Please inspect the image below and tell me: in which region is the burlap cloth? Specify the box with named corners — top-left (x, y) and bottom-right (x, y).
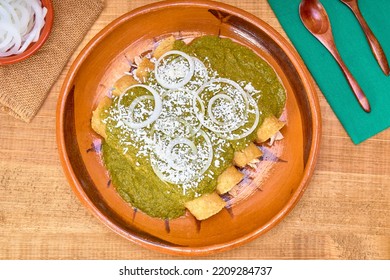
top-left (0, 0), bottom-right (105, 122)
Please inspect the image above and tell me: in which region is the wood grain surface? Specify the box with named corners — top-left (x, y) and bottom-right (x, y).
top-left (1, 0), bottom-right (389, 260)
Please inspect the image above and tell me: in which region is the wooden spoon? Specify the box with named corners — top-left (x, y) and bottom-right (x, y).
top-left (340, 0), bottom-right (390, 76)
top-left (299, 0), bottom-right (371, 113)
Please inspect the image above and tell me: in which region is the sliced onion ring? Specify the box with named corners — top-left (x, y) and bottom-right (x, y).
top-left (118, 84), bottom-right (162, 129)
top-left (155, 50), bottom-right (195, 89)
top-left (193, 78), bottom-right (249, 134)
top-left (150, 129), bottom-right (213, 185)
top-left (207, 93), bottom-right (235, 126)
top-left (218, 93), bottom-right (260, 140)
top-left (166, 137), bottom-right (198, 171)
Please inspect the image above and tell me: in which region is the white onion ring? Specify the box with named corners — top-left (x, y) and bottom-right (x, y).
top-left (218, 93), bottom-right (260, 140)
top-left (118, 84), bottom-right (162, 129)
top-left (150, 129), bottom-right (213, 185)
top-left (193, 78), bottom-right (249, 134)
top-left (207, 93), bottom-right (235, 126)
top-left (166, 137), bottom-right (198, 171)
top-left (155, 50), bottom-right (195, 89)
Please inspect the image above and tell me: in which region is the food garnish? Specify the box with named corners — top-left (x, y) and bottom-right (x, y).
top-left (92, 35), bottom-right (286, 220)
top-left (0, 0), bottom-right (47, 57)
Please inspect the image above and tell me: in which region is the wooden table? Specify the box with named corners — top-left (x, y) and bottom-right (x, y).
top-left (1, 0), bottom-right (389, 260)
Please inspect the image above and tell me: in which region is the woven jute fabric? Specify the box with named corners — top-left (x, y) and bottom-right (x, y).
top-left (0, 0), bottom-right (105, 122)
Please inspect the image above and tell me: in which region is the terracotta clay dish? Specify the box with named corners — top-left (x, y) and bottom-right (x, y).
top-left (56, 0), bottom-right (321, 256)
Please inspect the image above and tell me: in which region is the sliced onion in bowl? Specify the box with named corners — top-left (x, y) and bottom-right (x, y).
top-left (0, 0), bottom-right (47, 57)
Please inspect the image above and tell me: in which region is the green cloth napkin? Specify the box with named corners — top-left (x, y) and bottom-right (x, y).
top-left (268, 0), bottom-right (390, 144)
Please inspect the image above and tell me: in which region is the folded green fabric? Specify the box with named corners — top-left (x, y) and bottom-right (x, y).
top-left (268, 0), bottom-right (390, 144)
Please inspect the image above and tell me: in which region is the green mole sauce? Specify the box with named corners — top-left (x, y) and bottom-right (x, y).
top-left (101, 36), bottom-right (286, 219)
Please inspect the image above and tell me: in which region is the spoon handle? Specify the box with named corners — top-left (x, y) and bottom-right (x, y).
top-left (325, 40), bottom-right (371, 112)
top-left (343, 1), bottom-right (390, 75)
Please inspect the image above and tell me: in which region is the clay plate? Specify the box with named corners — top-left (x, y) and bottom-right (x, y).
top-left (56, 0), bottom-right (321, 256)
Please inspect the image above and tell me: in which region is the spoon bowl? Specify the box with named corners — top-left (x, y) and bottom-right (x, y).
top-left (299, 0), bottom-right (330, 35)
